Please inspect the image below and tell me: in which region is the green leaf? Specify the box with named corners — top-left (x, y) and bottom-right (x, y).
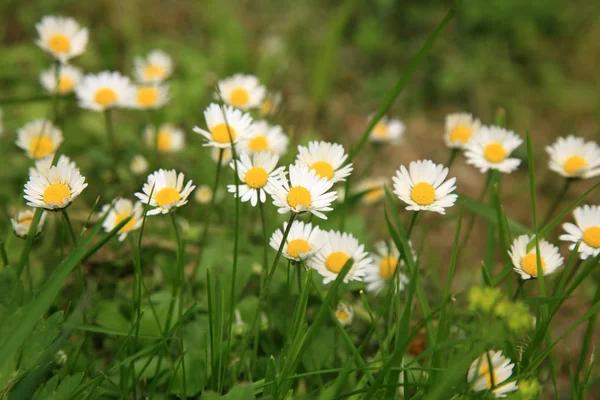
top-left (32, 373), bottom-right (84, 400)
top-left (222, 383), bottom-right (255, 400)
top-left (20, 311), bottom-right (63, 370)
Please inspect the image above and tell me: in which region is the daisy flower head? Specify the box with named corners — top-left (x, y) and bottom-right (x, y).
top-left (467, 350), bottom-right (518, 398)
top-left (24, 160), bottom-right (87, 210)
top-left (465, 126), bottom-right (523, 174)
top-left (16, 119), bottom-right (63, 160)
top-left (193, 103), bottom-right (255, 148)
top-left (75, 71), bottom-right (134, 111)
top-left (11, 208), bottom-right (48, 238)
top-left (545, 135), bottom-right (600, 179)
top-left (35, 16), bottom-right (88, 63)
top-left (217, 73), bottom-right (266, 110)
top-left (335, 303), bottom-right (354, 326)
top-left (444, 112), bottom-right (481, 149)
top-left (144, 123), bottom-right (184, 153)
top-left (354, 177), bottom-right (389, 205)
top-left (295, 141), bottom-right (353, 183)
top-left (269, 220), bottom-right (323, 262)
top-left (308, 230), bottom-right (371, 284)
top-left (40, 64), bottom-right (83, 95)
top-left (392, 160), bottom-right (457, 214)
top-left (560, 205), bottom-right (600, 260)
top-left (259, 91), bottom-right (282, 118)
top-left (130, 154), bottom-right (149, 176)
top-left (194, 185), bottom-right (213, 204)
top-left (368, 114), bottom-right (405, 144)
top-left (227, 151), bottom-right (283, 207)
top-left (99, 198), bottom-right (144, 241)
top-left (212, 147), bottom-right (233, 166)
top-left (364, 240), bottom-right (410, 294)
top-left (509, 235), bottom-right (564, 280)
top-left (237, 120), bottom-right (289, 156)
top-left (134, 49), bottom-right (173, 84)
top-left (135, 169), bottom-right (195, 215)
top-left (267, 165), bottom-right (337, 219)
top-left (129, 83), bottom-right (170, 110)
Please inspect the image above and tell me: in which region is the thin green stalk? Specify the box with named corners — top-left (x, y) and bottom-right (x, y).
top-left (458, 171), bottom-right (494, 251)
top-left (52, 61), bottom-right (61, 122)
top-left (104, 109), bottom-right (118, 162)
top-left (541, 179), bottom-right (571, 226)
top-left (406, 212), bottom-right (419, 238)
top-left (259, 201), bottom-right (269, 273)
top-left (62, 209), bottom-right (85, 302)
top-left (445, 148), bottom-right (458, 169)
top-left (576, 280), bottom-right (600, 382)
top-left (0, 240), bottom-right (8, 267)
top-left (170, 212), bottom-right (187, 398)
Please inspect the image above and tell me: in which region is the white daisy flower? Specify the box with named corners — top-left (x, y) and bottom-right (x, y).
top-left (269, 220), bottom-right (323, 262)
top-left (267, 165), bottom-right (337, 219)
top-left (508, 235), bottom-right (564, 280)
top-left (128, 84), bottom-right (170, 110)
top-left (99, 198), bottom-right (144, 241)
top-left (75, 71), bottom-right (134, 111)
top-left (39, 64), bottom-right (83, 95)
top-left (35, 16), bottom-right (88, 63)
top-left (368, 114), bottom-right (405, 144)
top-left (130, 154), bottom-right (149, 176)
top-left (444, 112), bottom-right (481, 149)
top-left (467, 350), bottom-right (518, 398)
top-left (364, 241), bottom-right (410, 294)
top-left (464, 126), bottom-right (523, 174)
top-left (236, 120), bottom-right (289, 156)
top-left (193, 103), bottom-right (255, 148)
top-left (212, 147), bottom-right (233, 166)
top-left (259, 91), bottom-right (282, 118)
top-left (135, 169), bottom-right (195, 215)
top-left (144, 123), bottom-right (184, 153)
top-left (194, 185), bottom-right (213, 204)
top-left (24, 161), bottom-right (88, 210)
top-left (11, 208), bottom-right (48, 238)
top-left (295, 141), bottom-right (353, 183)
top-left (545, 135), bottom-right (600, 179)
top-left (217, 74), bottom-right (266, 110)
top-left (354, 177), bottom-right (389, 205)
top-left (16, 119), bottom-right (63, 160)
top-left (560, 205), bottom-right (600, 260)
top-left (335, 303), bottom-right (354, 326)
top-left (227, 151), bottom-right (283, 207)
top-left (392, 160), bottom-right (457, 215)
top-left (134, 49), bottom-right (173, 84)
top-left (308, 230), bottom-right (371, 284)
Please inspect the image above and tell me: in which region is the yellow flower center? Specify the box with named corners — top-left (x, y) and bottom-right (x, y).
top-left (583, 226), bottom-right (600, 248)
top-left (249, 135), bottom-right (269, 151)
top-left (58, 76), bottom-right (75, 94)
top-left (373, 123), bottom-right (388, 138)
top-left (115, 212), bottom-right (136, 233)
top-left (379, 256), bottom-right (398, 281)
top-left (479, 363), bottom-right (499, 389)
top-left (483, 143), bottom-right (507, 163)
top-left (230, 87), bottom-right (250, 107)
top-left (29, 135), bottom-right (55, 159)
top-left (145, 65), bottom-right (166, 79)
top-left (157, 131), bottom-right (172, 152)
top-left (95, 88), bottom-right (118, 107)
top-left (155, 187), bottom-right (180, 207)
top-left (326, 251), bottom-right (350, 273)
top-left (336, 309), bottom-right (350, 322)
top-left (19, 216), bottom-right (33, 225)
top-left (137, 87), bottom-right (159, 107)
top-left (287, 186), bottom-right (312, 209)
top-left (563, 156), bottom-right (588, 176)
top-left (211, 123), bottom-right (237, 144)
top-left (48, 33), bottom-right (71, 53)
top-left (287, 239), bottom-right (311, 258)
top-left (449, 125), bottom-right (472, 144)
top-left (410, 182), bottom-right (436, 205)
top-left (245, 167), bottom-right (269, 189)
top-left (260, 99), bottom-right (272, 116)
top-left (364, 188), bottom-right (384, 203)
top-left (43, 183), bottom-right (70, 206)
top-left (520, 252), bottom-right (546, 277)
top-left (310, 161), bottom-right (335, 180)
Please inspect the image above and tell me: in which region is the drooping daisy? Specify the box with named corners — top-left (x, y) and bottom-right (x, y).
top-left (130, 154), bottom-right (149, 176)
top-left (368, 114), bottom-right (405, 144)
top-left (99, 198), bottom-right (144, 241)
top-left (217, 74), bottom-right (266, 110)
top-left (508, 235), bottom-right (564, 280)
top-left (135, 169), bottom-right (195, 215)
top-left (128, 84), bottom-right (170, 110)
top-left (335, 303), bottom-right (354, 326)
top-left (194, 185), bottom-right (213, 204)
top-left (354, 177), bottom-right (389, 205)
top-left (144, 123), bottom-right (184, 153)
top-left (35, 16), bottom-right (88, 63)
top-left (75, 71), bottom-right (134, 111)
top-left (16, 119), bottom-right (63, 160)
top-left (236, 120), bottom-right (289, 156)
top-left (308, 230), bottom-right (371, 284)
top-left (559, 205), bottom-right (600, 260)
top-left (545, 135), bottom-right (600, 179)
top-left (364, 241), bottom-right (410, 294)
top-left (134, 49), bottom-right (173, 84)
top-left (444, 112), bottom-right (481, 149)
top-left (269, 220), bottom-right (323, 262)
top-left (259, 91), bottom-right (282, 118)
top-left (392, 160), bottom-right (457, 214)
top-left (295, 141), bottom-right (353, 183)
top-left (212, 147), bottom-right (232, 166)
top-left (39, 64), bottom-right (83, 95)
top-left (193, 103), bottom-right (255, 148)
top-left (467, 351), bottom-right (518, 398)
top-left (464, 126), bottom-right (523, 174)
top-left (267, 165), bottom-right (337, 219)
top-left (24, 161), bottom-right (88, 210)
top-left (227, 151), bottom-right (283, 207)
top-left (11, 208), bottom-right (48, 238)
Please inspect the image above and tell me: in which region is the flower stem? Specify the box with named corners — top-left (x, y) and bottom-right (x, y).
top-left (542, 179), bottom-right (571, 227)
top-left (52, 61), bottom-right (61, 123)
top-left (446, 148), bottom-right (458, 169)
top-left (259, 201), bottom-right (269, 272)
top-left (62, 209), bottom-right (86, 322)
top-left (104, 109), bottom-right (118, 162)
top-left (459, 171), bottom-right (494, 250)
top-left (407, 212), bottom-right (419, 238)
